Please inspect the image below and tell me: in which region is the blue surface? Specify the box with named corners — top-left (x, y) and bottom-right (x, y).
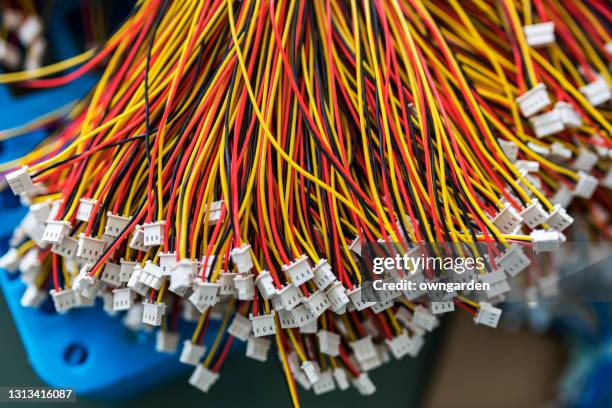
top-left (0, 1), bottom-right (199, 400)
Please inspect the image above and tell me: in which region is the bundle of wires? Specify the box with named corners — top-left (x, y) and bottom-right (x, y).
top-left (0, 0), bottom-right (610, 405)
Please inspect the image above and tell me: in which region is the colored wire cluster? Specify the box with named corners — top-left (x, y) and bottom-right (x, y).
top-left (0, 0), bottom-right (610, 405)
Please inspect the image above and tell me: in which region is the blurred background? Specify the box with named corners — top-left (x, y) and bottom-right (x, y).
top-left (0, 1), bottom-right (610, 407)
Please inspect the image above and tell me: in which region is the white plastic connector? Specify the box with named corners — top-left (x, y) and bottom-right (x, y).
top-left (21, 284), bottom-right (47, 308)
top-left (254, 270), bottom-right (277, 299)
top-left (350, 336), bottom-right (377, 365)
top-left (313, 370), bottom-right (336, 395)
top-left (312, 258), bottom-right (336, 290)
top-left (580, 75), bottom-right (611, 106)
top-left (498, 139), bottom-right (519, 162)
top-left (104, 212), bottom-right (130, 237)
top-left (333, 368), bottom-right (350, 390)
top-left (530, 110), bottom-right (564, 138)
top-left (29, 202), bottom-right (51, 223)
top-left (72, 265), bottom-right (97, 298)
top-left (189, 366), bottom-right (219, 394)
top-left (76, 198), bottom-right (97, 222)
top-left (76, 233), bottom-right (105, 263)
top-left (573, 171), bottom-right (598, 199)
top-left (51, 236), bottom-right (78, 260)
top-left (480, 269), bottom-right (510, 298)
top-left (159, 252), bottom-right (176, 275)
top-left (347, 286), bottom-right (375, 311)
top-left (204, 200), bottom-right (224, 225)
top-left (278, 309), bottom-right (298, 328)
top-left (413, 305), bottom-right (438, 331)
top-left (180, 340), bottom-right (206, 366)
top-left (276, 284), bottom-right (301, 311)
top-left (0, 248), bottom-right (20, 272)
top-left (349, 236), bottom-right (361, 255)
top-left (550, 141), bottom-right (573, 161)
top-left (119, 259), bottom-right (136, 283)
top-left (474, 302), bottom-right (502, 328)
top-left (169, 259), bottom-right (197, 295)
top-left (351, 373), bottom-right (376, 396)
top-left (523, 22), bottom-right (555, 47)
top-left (554, 102), bottom-right (582, 128)
top-left (515, 160), bottom-right (540, 173)
top-left (218, 272), bottom-right (238, 295)
top-left (317, 330), bottom-right (341, 356)
top-left (495, 244), bottom-right (531, 277)
top-left (112, 287), bottom-right (133, 311)
top-left (291, 305), bottom-right (317, 328)
top-left (17, 15), bottom-right (43, 45)
top-left (572, 148), bottom-right (598, 172)
top-left (155, 331), bottom-right (179, 353)
top-left (42, 220), bottom-right (71, 244)
top-left (530, 229), bottom-right (566, 252)
top-left (189, 279), bottom-right (220, 312)
top-left (230, 243), bottom-right (253, 273)
top-left (603, 170), bottom-right (612, 190)
top-left (128, 225), bottom-right (147, 252)
top-left (545, 204), bottom-right (574, 231)
top-left (127, 266), bottom-right (149, 296)
top-left (282, 255), bottom-right (314, 286)
top-left (142, 302), bottom-right (166, 326)
top-left (100, 262), bottom-right (121, 286)
top-left (515, 83), bottom-right (550, 117)
top-left (302, 290), bottom-right (330, 317)
top-left (370, 300), bottom-right (394, 314)
top-left (233, 274), bottom-right (255, 300)
top-left (249, 311), bottom-right (276, 337)
top-left (227, 313), bottom-right (252, 341)
top-left (325, 281), bottom-right (350, 313)
top-left (300, 320), bottom-right (318, 334)
top-left (301, 361), bottom-right (321, 384)
top-left (385, 331), bottom-right (413, 359)
top-left (139, 260), bottom-right (163, 290)
top-left (492, 204), bottom-right (523, 234)
top-left (6, 166), bottom-right (34, 196)
top-left (519, 200), bottom-right (548, 229)
top-left (18, 249), bottom-right (40, 280)
top-left (142, 221), bottom-right (165, 247)
top-left (246, 336), bottom-right (271, 362)
top-left (49, 289), bottom-right (77, 313)
top-left (430, 301), bottom-right (455, 315)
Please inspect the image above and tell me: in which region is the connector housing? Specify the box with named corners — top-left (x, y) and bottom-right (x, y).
top-left (21, 284), bottom-right (47, 308)
top-left (76, 233), bottom-right (105, 263)
top-left (302, 290), bottom-right (330, 317)
top-left (351, 373), bottom-right (376, 396)
top-left (112, 287), bottom-right (133, 311)
top-left (554, 102), bottom-right (582, 128)
top-left (189, 366), bottom-right (219, 394)
top-left (385, 331), bottom-right (413, 359)
top-left (530, 110), bottom-right (564, 138)
top-left (312, 258), bottom-right (336, 290)
top-left (347, 286), bottom-right (375, 311)
top-left (49, 288), bottom-right (77, 314)
top-left (155, 331), bottom-right (179, 353)
top-left (474, 302), bottom-right (502, 328)
top-left (545, 204), bottom-right (573, 231)
top-left (230, 243), bottom-right (254, 273)
top-left (142, 302), bottom-right (166, 326)
top-left (189, 279), bottom-right (220, 312)
top-left (169, 259), bottom-right (197, 295)
top-left (76, 198), bottom-right (97, 222)
top-left (413, 305), bottom-right (438, 331)
top-left (100, 262), bottom-right (121, 286)
top-left (573, 171), bottom-right (598, 199)
top-left (246, 336), bottom-right (271, 362)
top-left (530, 229), bottom-right (566, 252)
top-left (6, 166), bottom-right (34, 195)
top-left (523, 22), bottom-right (555, 47)
top-left (128, 225), bottom-right (147, 252)
top-left (495, 244), bottom-right (531, 277)
top-left (104, 212), bottom-right (131, 237)
top-left (492, 204), bottom-right (523, 234)
top-left (317, 330), bottom-right (341, 356)
top-left (180, 340), bottom-right (206, 366)
top-left (325, 281), bottom-right (350, 313)
top-left (227, 313), bottom-right (252, 341)
top-left (333, 368), bottom-right (350, 390)
top-left (572, 148), bottom-right (598, 172)
top-left (580, 76), bottom-right (611, 106)
top-left (430, 301), bottom-right (455, 315)
top-left (515, 83), bottom-right (550, 117)
top-left (313, 370), bottom-right (336, 395)
top-left (249, 312), bottom-right (276, 337)
top-left (139, 260), bottom-right (163, 290)
top-left (254, 270), bottom-right (277, 299)
top-left (282, 255), bottom-right (314, 286)
top-left (218, 272), bottom-right (238, 295)
top-left (233, 273), bottom-right (255, 300)
top-left (119, 259), bottom-right (136, 283)
top-left (519, 200), bottom-right (548, 228)
top-left (51, 236), bottom-right (78, 260)
top-left (42, 220), bottom-right (71, 244)
top-left (142, 221), bottom-right (165, 247)
top-left (276, 284), bottom-right (301, 311)
top-left (301, 361), bottom-right (321, 384)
